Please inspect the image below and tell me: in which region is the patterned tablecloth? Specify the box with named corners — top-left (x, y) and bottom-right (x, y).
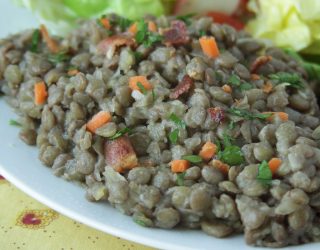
top-left (0, 175), bottom-right (154, 250)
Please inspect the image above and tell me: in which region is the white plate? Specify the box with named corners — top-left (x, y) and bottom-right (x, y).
top-left (0, 1), bottom-right (319, 250)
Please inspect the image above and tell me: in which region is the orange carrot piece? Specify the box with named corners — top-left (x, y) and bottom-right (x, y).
top-left (210, 159), bottom-right (230, 175)
top-left (222, 84), bottom-right (232, 93)
top-left (86, 111), bottom-right (112, 133)
top-left (128, 22), bottom-right (138, 35)
top-left (39, 24), bottom-right (59, 53)
top-left (199, 142), bottom-right (217, 161)
top-left (262, 81), bottom-right (273, 94)
top-left (34, 81), bottom-right (48, 105)
top-left (251, 74), bottom-right (260, 80)
top-left (264, 112), bottom-right (289, 122)
top-left (268, 158), bottom-right (282, 174)
top-left (100, 18), bottom-right (111, 29)
top-left (171, 160), bottom-right (190, 173)
top-left (199, 36), bottom-right (220, 58)
top-left (129, 76), bottom-right (153, 92)
top-left (67, 69), bottom-right (79, 76)
top-left (148, 21), bottom-right (157, 32)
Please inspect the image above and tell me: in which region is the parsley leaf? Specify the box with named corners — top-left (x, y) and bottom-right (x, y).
top-left (182, 155), bottom-right (202, 164)
top-left (257, 160), bottom-right (272, 186)
top-left (176, 172), bottom-right (186, 186)
top-left (30, 29), bottom-right (41, 53)
top-left (199, 30), bottom-right (206, 37)
top-left (169, 128), bottom-right (179, 144)
top-left (169, 113), bottom-right (186, 128)
top-left (135, 19), bottom-right (162, 47)
top-left (240, 82), bottom-right (253, 91)
top-left (9, 119), bottom-right (21, 127)
top-left (133, 51), bottom-right (143, 61)
top-left (176, 13), bottom-right (195, 26)
top-left (108, 127), bottom-right (131, 140)
top-left (228, 108), bottom-right (272, 120)
top-left (269, 72), bottom-right (303, 89)
top-left (228, 74), bottom-right (253, 91)
top-left (137, 82), bottom-right (147, 95)
top-left (220, 145), bottom-right (245, 166)
top-left (117, 16), bottom-right (133, 31)
top-left (48, 52), bottom-right (70, 64)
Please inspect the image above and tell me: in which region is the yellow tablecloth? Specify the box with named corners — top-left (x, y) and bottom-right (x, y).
top-left (0, 175), bottom-right (154, 250)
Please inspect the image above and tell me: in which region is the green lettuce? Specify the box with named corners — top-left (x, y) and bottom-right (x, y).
top-left (14, 0), bottom-right (170, 34)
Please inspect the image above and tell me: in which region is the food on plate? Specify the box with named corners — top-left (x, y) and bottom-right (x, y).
top-left (1, 14), bottom-right (320, 247)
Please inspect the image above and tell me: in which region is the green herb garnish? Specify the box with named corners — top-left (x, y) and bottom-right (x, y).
top-left (117, 16), bottom-right (133, 31)
top-left (108, 127), bottom-right (131, 140)
top-left (133, 51), bottom-right (143, 61)
top-left (199, 30), bottom-right (206, 37)
top-left (169, 128), bottom-right (179, 144)
top-left (135, 19), bottom-right (162, 47)
top-left (176, 172), bottom-right (186, 186)
top-left (219, 145), bottom-right (245, 166)
top-left (239, 82), bottom-right (253, 91)
top-left (228, 74), bottom-right (253, 91)
top-left (137, 82), bottom-right (147, 95)
top-left (133, 217), bottom-right (147, 227)
top-left (9, 119), bottom-right (21, 127)
top-left (228, 108), bottom-right (272, 120)
top-left (30, 29), bottom-right (41, 53)
top-left (152, 89), bottom-right (156, 102)
top-left (269, 72), bottom-right (303, 89)
top-left (228, 121), bottom-right (236, 130)
top-left (257, 160), bottom-right (272, 186)
top-left (48, 52), bottom-right (70, 64)
top-left (169, 113), bottom-right (186, 128)
top-left (182, 155), bottom-right (202, 164)
top-left (176, 13), bottom-right (195, 26)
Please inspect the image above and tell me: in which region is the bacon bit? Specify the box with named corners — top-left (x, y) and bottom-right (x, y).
top-left (100, 17), bottom-right (111, 29)
top-left (163, 20), bottom-right (189, 46)
top-left (250, 55), bottom-right (272, 73)
top-left (222, 84), bottom-right (232, 93)
top-left (250, 74), bottom-right (260, 80)
top-left (148, 21), bottom-right (157, 32)
top-left (104, 136), bottom-right (138, 172)
top-left (39, 24), bottom-right (59, 53)
top-left (210, 159), bottom-right (230, 175)
top-left (97, 35), bottom-right (135, 58)
top-left (68, 69), bottom-right (79, 76)
top-left (169, 75), bottom-right (194, 99)
top-left (207, 107), bottom-right (225, 123)
top-left (262, 81), bottom-right (273, 94)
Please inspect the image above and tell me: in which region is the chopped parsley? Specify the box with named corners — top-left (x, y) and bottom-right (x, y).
top-left (228, 74), bottom-right (253, 91)
top-left (199, 30), bottom-right (207, 37)
top-left (228, 108), bottom-right (272, 120)
top-left (9, 119), bottom-right (21, 127)
top-left (169, 113), bottom-right (186, 128)
top-left (133, 51), bottom-right (143, 61)
top-left (137, 82), bottom-right (147, 95)
top-left (135, 19), bottom-right (162, 47)
top-left (176, 172), bottom-right (186, 186)
top-left (257, 160), bottom-right (272, 186)
top-left (48, 52), bottom-right (70, 64)
top-left (182, 155), bottom-right (202, 164)
top-left (108, 127), bottom-right (131, 140)
top-left (169, 128), bottom-right (179, 144)
top-left (176, 13), bottom-right (195, 26)
top-left (269, 72), bottom-right (303, 89)
top-left (116, 16), bottom-right (133, 31)
top-left (30, 29), bottom-right (41, 53)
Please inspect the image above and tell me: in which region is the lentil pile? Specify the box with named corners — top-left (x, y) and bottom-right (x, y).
top-left (1, 14), bottom-right (320, 247)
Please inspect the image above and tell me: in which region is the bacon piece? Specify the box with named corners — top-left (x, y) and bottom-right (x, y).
top-left (104, 136), bottom-right (138, 172)
top-left (170, 75), bottom-right (194, 99)
top-left (163, 20), bottom-right (189, 46)
top-left (207, 107), bottom-right (225, 123)
top-left (97, 35), bottom-right (135, 59)
top-left (250, 55), bottom-right (272, 73)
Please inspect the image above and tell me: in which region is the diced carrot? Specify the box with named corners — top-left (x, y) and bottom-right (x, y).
top-left (34, 81), bottom-right (48, 105)
top-left (268, 158), bottom-right (282, 174)
top-left (100, 18), bottom-right (111, 29)
top-left (128, 22), bottom-right (138, 35)
top-left (67, 69), bottom-right (79, 76)
top-left (170, 160), bottom-right (190, 173)
top-left (250, 74), bottom-right (260, 80)
top-left (129, 76), bottom-right (153, 92)
top-left (148, 21), bottom-right (157, 32)
top-left (262, 81), bottom-right (273, 94)
top-left (210, 159), bottom-right (230, 175)
top-left (199, 142), bottom-right (217, 161)
top-left (222, 84), bottom-right (232, 93)
top-left (86, 111), bottom-right (112, 133)
top-left (199, 36), bottom-right (220, 58)
top-left (39, 24), bottom-right (59, 53)
top-left (264, 112), bottom-right (289, 122)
